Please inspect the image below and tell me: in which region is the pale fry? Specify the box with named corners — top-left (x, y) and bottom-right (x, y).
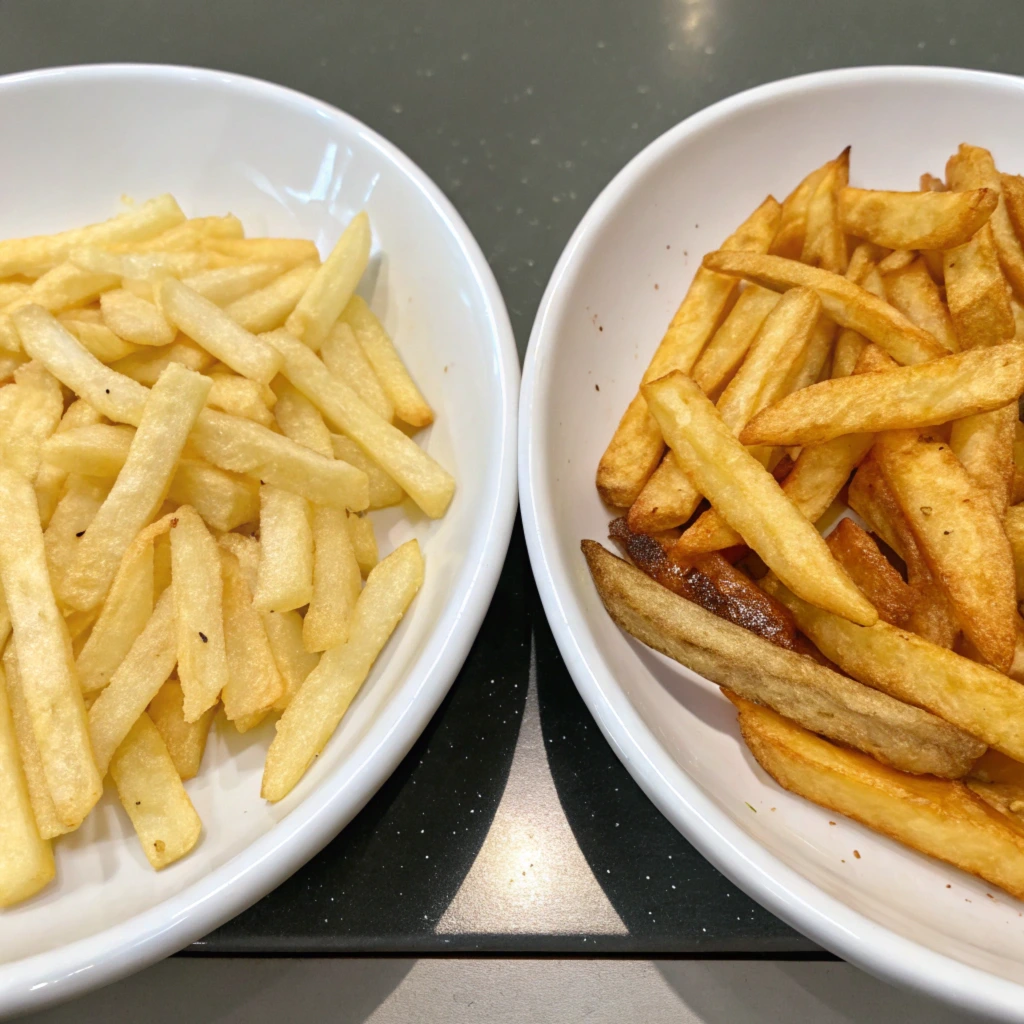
top-left (263, 609), bottom-right (321, 710)
top-left (944, 222), bottom-right (1015, 348)
top-left (45, 475), bottom-right (108, 603)
top-left (642, 371), bottom-right (876, 625)
top-left (111, 336), bottom-right (216, 386)
top-left (61, 363), bottom-right (211, 611)
top-left (160, 278), bottom-right (283, 384)
top-left (223, 262), bottom-right (318, 334)
top-left (121, 214), bottom-right (243, 253)
top-left (838, 186), bottom-right (997, 250)
top-left (347, 512), bottom-right (379, 576)
top-left (181, 261), bottom-right (288, 305)
top-left (148, 680), bottom-right (215, 781)
top-left (304, 504), bottom-right (362, 652)
top-left (286, 213), bottom-right (371, 350)
top-left (253, 485), bottom-right (314, 612)
top-left (597, 196), bottom-right (781, 507)
top-left (35, 397), bottom-right (104, 528)
top-left (71, 247), bottom-right (212, 282)
top-left (0, 465), bottom-right (101, 828)
top-left (262, 539), bottom-right (424, 801)
top-left (272, 378), bottom-right (334, 457)
top-left (2, 360), bottom-right (63, 480)
top-left (204, 236), bottom-right (319, 265)
top-left (167, 458), bottom-right (260, 532)
top-left (883, 258), bottom-right (958, 353)
top-left (802, 147), bottom-right (849, 273)
top-left (265, 328), bottom-right (454, 517)
top-left (740, 345), bottom-right (1024, 446)
top-left (321, 320), bottom-right (395, 422)
top-left (206, 373), bottom-right (275, 427)
top-left (100, 289), bottom-right (175, 347)
top-left (702, 251), bottom-right (948, 365)
top-left (41, 423), bottom-right (134, 476)
top-left (108, 712), bottom-right (201, 870)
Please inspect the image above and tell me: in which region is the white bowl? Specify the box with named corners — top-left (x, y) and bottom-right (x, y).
top-left (521, 66), bottom-right (1024, 1021)
top-left (0, 65), bottom-right (518, 1016)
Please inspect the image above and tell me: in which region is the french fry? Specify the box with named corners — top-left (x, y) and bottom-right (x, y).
top-left (624, 451), bottom-right (701, 535)
top-left (70, 247), bottom-right (212, 282)
top-left (111, 336), bottom-right (216, 386)
top-left (321, 320), bottom-right (395, 422)
top-left (781, 315), bottom-right (836, 394)
top-left (41, 423), bottom-right (135, 476)
top-left (339, 296), bottom-right (432, 427)
top-left (263, 609), bottom-right (320, 710)
top-left (876, 430), bottom-right (1017, 670)
top-left (1, 360), bottom-right (63, 480)
top-left (264, 328), bottom-right (454, 517)
top-left (771, 158), bottom-right (833, 258)
top-left (826, 518), bottom-right (916, 628)
top-left (642, 371), bottom-right (876, 625)
top-left (584, 541), bottom-right (981, 776)
top-left (170, 507), bottom-right (228, 722)
top-left (34, 398), bottom-right (104, 527)
top-left (950, 402), bottom-right (1017, 516)
top-left (702, 251), bottom-right (948, 365)
top-left (883, 258), bottom-right (958, 353)
top-left (204, 236), bottom-right (319, 266)
top-left (148, 679), bottom-right (215, 781)
top-left (597, 196), bottom-right (781, 507)
top-left (220, 547), bottom-right (284, 725)
top-left (921, 173), bottom-right (947, 192)
top-left (223, 261), bottom-right (318, 334)
top-left (87, 587), bottom-right (177, 776)
top-left (44, 475), bottom-right (108, 600)
top-left (262, 539), bottom-right (424, 801)
top-left (733, 696), bottom-right (1024, 901)
top-left (108, 712), bottom-right (201, 870)
top-left (253, 485), bottom-right (314, 613)
top-left (121, 214), bottom-right (243, 253)
top-left (206, 372), bottom-right (275, 427)
top-left (802, 147), bottom-right (849, 273)
top-left (180, 261), bottom-right (287, 306)
top-left (0, 661), bottom-right (55, 906)
top-left (272, 377), bottom-right (334, 457)
top-left (0, 464), bottom-right (101, 827)
top-left (875, 249), bottom-right (917, 276)
top-left (838, 186), bottom-right (997, 250)
top-left (1, 263), bottom-right (121, 338)
top-left (167, 458), bottom-right (260, 532)
top-left (1005, 503), bottom-right (1024, 599)
top-left (99, 289), bottom-right (175, 347)
top-left (944, 222), bottom-right (1014, 348)
top-left (159, 279), bottom-right (283, 385)
top-left (347, 512), bottom-right (379, 576)
top-left (285, 213), bottom-right (370, 350)
top-left (60, 363), bottom-right (211, 611)
top-left (740, 344), bottom-right (1024, 446)
top-left (304, 504), bottom-right (362, 652)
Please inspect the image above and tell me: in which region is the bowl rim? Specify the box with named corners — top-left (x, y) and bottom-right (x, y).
top-left (0, 62), bottom-right (519, 1017)
top-left (520, 63), bottom-right (1024, 1021)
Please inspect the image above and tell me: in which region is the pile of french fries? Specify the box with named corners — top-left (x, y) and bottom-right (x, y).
top-left (588, 144), bottom-right (1024, 900)
top-left (0, 196), bottom-right (454, 907)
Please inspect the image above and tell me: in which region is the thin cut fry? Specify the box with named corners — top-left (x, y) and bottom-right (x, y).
top-left (347, 512), bottom-right (379, 576)
top-left (263, 609), bottom-right (320, 711)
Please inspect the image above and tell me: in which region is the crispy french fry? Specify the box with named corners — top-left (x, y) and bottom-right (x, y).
top-left (642, 371), bottom-right (876, 625)
top-left (740, 344), bottom-right (1024, 446)
top-left (253, 485), bottom-right (314, 613)
top-left (944, 222), bottom-right (1014, 348)
top-left (100, 289), bottom-right (176, 347)
top-left (0, 465), bottom-right (101, 827)
top-left (883, 258), bottom-right (958, 352)
top-left (771, 158), bottom-right (833, 258)
top-left (703, 251), bottom-right (948, 365)
top-left (223, 262), bottom-right (318, 334)
top-left (584, 541), bottom-right (981, 776)
top-left (802, 147), bottom-right (849, 273)
top-left (321, 320), bottom-right (395, 422)
top-left (875, 250), bottom-right (916, 276)
top-left (206, 372), bottom-right (275, 427)
top-left (262, 539), bottom-right (424, 801)
top-left (109, 712), bottom-right (201, 870)
top-left (839, 186), bottom-right (997, 250)
top-left (734, 695), bottom-right (1024, 901)
top-left (1, 360), bottom-right (63, 480)
top-left (597, 197), bottom-right (781, 507)
top-left (148, 679), bottom-right (215, 781)
top-left (304, 504), bottom-right (362, 652)
top-left (61, 363), bottom-right (211, 611)
top-left (160, 279), bottom-right (282, 385)
top-left (263, 609), bottom-right (320, 710)
top-left (876, 430), bottom-right (1016, 670)
top-left (264, 328), bottom-right (453, 517)
top-left (181, 261), bottom-right (288, 306)
top-left (346, 512), bottom-right (379, 576)
top-left (1005, 503), bottom-right (1024, 599)
top-left (781, 315), bottom-right (836, 394)
top-left (950, 402), bottom-right (1017, 517)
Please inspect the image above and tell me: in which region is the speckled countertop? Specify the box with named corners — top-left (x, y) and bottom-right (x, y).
top-left (5, 0), bottom-right (1024, 956)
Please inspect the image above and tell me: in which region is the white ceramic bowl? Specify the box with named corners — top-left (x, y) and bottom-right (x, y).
top-left (521, 66), bottom-right (1024, 1021)
top-left (0, 65), bottom-right (518, 1017)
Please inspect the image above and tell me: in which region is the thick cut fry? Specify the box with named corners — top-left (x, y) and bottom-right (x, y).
top-left (1005, 504), bottom-right (1024, 599)
top-left (263, 539), bottom-right (424, 801)
top-left (253, 485), bottom-right (314, 613)
top-left (883, 258), bottom-right (958, 353)
top-left (802, 147), bottom-right (849, 273)
top-left (876, 430), bottom-right (1016, 670)
top-left (181, 261), bottom-right (288, 306)
top-left (110, 336), bottom-right (216, 387)
top-left (285, 213), bottom-right (371, 350)
top-left (642, 371), bottom-right (876, 625)
top-left (263, 609), bottom-right (321, 710)
top-left (272, 377), bottom-right (334, 457)
top-left (703, 251), bottom-right (948, 365)
top-left (189, 408), bottom-right (369, 511)
top-left (0, 465), bottom-right (101, 827)
top-left (220, 547), bottom-right (284, 725)
top-left (223, 262), bottom-right (318, 333)
top-left (339, 296), bottom-right (432, 427)
top-left (944, 222), bottom-right (1015, 348)
top-left (597, 197), bottom-right (781, 506)
top-left (304, 505), bottom-right (362, 652)
top-left (206, 373), bottom-right (275, 427)
top-left (950, 402), bottom-right (1017, 517)
top-left (321, 320), bottom-right (395, 422)
top-left (87, 587), bottom-right (177, 776)
top-left (826, 519), bottom-right (916, 628)
top-left (100, 290), bottom-right (175, 347)
top-left (109, 712), bottom-right (201, 869)
top-left (1, 361), bottom-right (63, 480)
top-left (171, 507), bottom-right (229, 722)
top-left (585, 542), bottom-right (980, 776)
top-left (347, 512), bottom-right (379, 575)
top-left (264, 328), bottom-right (453, 517)
top-left (160, 279), bottom-right (282, 384)
top-left (691, 285), bottom-right (780, 398)
top-left (0, 663), bottom-right (55, 907)
top-left (61, 364), bottom-right (211, 611)
top-left (148, 680), bottom-right (215, 781)
top-left (771, 159), bottom-right (833, 258)
top-left (168, 458), bottom-right (260, 532)
top-left (741, 344), bottom-right (1024, 446)
top-left (948, 144), bottom-right (1024, 302)
top-left (0, 195), bottom-right (185, 278)
top-left (839, 186), bottom-right (997, 250)
top-left (734, 696), bottom-right (1024, 901)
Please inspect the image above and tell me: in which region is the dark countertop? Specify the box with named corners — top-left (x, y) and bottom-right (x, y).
top-left (4, 0), bottom-right (1024, 956)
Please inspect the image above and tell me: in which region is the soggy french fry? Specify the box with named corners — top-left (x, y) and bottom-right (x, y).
top-left (61, 318), bottom-right (137, 363)
top-left (206, 373), bottom-right (275, 427)
top-left (304, 504), bottom-right (362, 652)
top-left (263, 609), bottom-right (320, 710)
top-left (272, 378), bottom-right (334, 457)
top-left (223, 261), bottom-right (318, 334)
top-left (1, 360), bottom-right (63, 480)
top-left (100, 289), bottom-right (175, 347)
top-left (148, 680), bottom-right (215, 781)
top-left (253, 485), bottom-right (314, 613)
top-left (181, 261), bottom-right (287, 306)
top-left (41, 423), bottom-right (134, 476)
top-left (944, 222), bottom-right (1014, 348)
top-left (321, 320), bottom-right (395, 422)
top-left (44, 475), bottom-right (107, 600)
top-left (347, 512), bottom-right (379, 576)
top-left (204, 236), bottom-right (318, 266)
top-left (802, 147), bottom-right (849, 273)
top-left (111, 336), bottom-right (216, 386)
top-left (883, 258), bottom-right (958, 352)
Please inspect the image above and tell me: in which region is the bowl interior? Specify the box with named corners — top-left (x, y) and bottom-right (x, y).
top-left (0, 68), bottom-right (512, 975)
top-left (525, 68), bottom-right (1024, 1000)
